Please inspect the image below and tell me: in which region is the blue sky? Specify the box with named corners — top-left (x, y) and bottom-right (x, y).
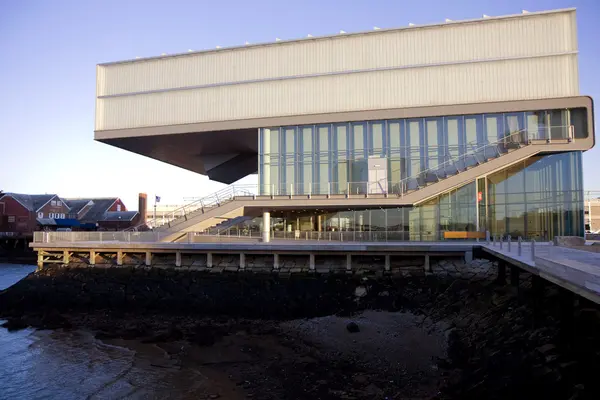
top-left (1, 0), bottom-right (599, 210)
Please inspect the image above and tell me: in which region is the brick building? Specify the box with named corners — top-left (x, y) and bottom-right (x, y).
top-left (0, 193), bottom-right (70, 235)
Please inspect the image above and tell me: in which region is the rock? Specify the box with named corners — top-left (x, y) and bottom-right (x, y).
top-left (536, 344), bottom-right (556, 354)
top-left (346, 321), bottom-right (360, 333)
top-left (354, 286), bottom-right (367, 298)
top-left (1, 318), bottom-right (28, 332)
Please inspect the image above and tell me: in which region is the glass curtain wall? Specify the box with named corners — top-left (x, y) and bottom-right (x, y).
top-left (258, 108), bottom-right (587, 196)
top-left (252, 152), bottom-right (584, 240)
top-left (486, 152), bottom-right (584, 240)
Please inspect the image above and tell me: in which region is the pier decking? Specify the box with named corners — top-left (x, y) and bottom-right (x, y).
top-left (30, 235), bottom-right (600, 304)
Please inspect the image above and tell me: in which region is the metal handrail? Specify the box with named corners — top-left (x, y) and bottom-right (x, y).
top-left (126, 124), bottom-right (573, 231)
top-left (126, 185), bottom-right (255, 231)
top-left (395, 128), bottom-right (529, 194)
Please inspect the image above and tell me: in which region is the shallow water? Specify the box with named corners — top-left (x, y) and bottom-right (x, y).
top-left (0, 264), bottom-right (219, 399)
top-left (0, 264), bottom-right (450, 399)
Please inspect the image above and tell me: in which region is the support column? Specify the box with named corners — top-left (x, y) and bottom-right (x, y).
top-left (207, 253), bottom-right (213, 268)
top-left (90, 250), bottom-right (96, 265)
top-left (384, 255), bottom-right (391, 272)
top-left (346, 254), bottom-right (352, 273)
top-left (532, 275), bottom-right (545, 324)
top-left (273, 254), bottom-right (280, 270)
top-left (309, 254), bottom-right (315, 271)
top-left (175, 251), bottom-right (182, 267)
top-left (37, 252), bottom-right (44, 270)
top-left (424, 254), bottom-right (431, 273)
top-left (496, 260), bottom-right (507, 284)
top-left (510, 266), bottom-right (520, 287)
top-left (240, 253), bottom-right (246, 270)
top-left (117, 251), bottom-right (123, 266)
top-left (558, 289), bottom-right (575, 346)
top-left (63, 250), bottom-right (70, 265)
top-left (464, 250), bottom-right (473, 263)
top-left (262, 212), bottom-right (271, 243)
top-left (145, 252), bottom-right (152, 266)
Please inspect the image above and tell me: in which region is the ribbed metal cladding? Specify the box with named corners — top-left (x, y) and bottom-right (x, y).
top-left (94, 9), bottom-right (579, 131)
top-left (96, 55), bottom-right (578, 131)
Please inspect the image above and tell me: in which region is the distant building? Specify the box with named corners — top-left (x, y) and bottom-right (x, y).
top-left (0, 193), bottom-right (70, 235)
top-left (63, 197), bottom-right (131, 230)
top-left (584, 195), bottom-right (600, 233)
top-left (63, 194), bottom-right (147, 231)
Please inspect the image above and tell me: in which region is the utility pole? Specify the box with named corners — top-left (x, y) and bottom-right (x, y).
top-left (588, 192), bottom-right (594, 232)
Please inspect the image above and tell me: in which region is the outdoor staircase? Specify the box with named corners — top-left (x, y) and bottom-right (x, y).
top-left (394, 129), bottom-right (529, 201)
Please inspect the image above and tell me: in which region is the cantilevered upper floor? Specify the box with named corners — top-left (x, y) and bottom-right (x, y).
top-left (94, 8), bottom-right (585, 183)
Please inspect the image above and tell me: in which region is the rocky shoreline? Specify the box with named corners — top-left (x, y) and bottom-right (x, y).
top-left (2, 263), bottom-right (600, 399)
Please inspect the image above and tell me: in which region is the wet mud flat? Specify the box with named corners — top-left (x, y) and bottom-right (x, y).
top-left (2, 264), bottom-right (600, 399)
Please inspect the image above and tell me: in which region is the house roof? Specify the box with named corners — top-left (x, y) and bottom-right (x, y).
top-left (65, 199), bottom-right (93, 215)
top-left (63, 197), bottom-right (119, 223)
top-left (102, 211), bottom-right (138, 222)
top-left (0, 193), bottom-right (62, 212)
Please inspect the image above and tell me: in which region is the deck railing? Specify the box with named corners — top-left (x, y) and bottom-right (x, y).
top-left (117, 125), bottom-right (574, 233)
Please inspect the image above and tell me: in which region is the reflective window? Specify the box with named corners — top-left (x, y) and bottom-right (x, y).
top-left (258, 107), bottom-right (588, 198)
top-left (247, 152), bottom-right (583, 241)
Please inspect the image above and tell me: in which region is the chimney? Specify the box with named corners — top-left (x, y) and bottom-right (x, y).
top-left (138, 193), bottom-right (147, 225)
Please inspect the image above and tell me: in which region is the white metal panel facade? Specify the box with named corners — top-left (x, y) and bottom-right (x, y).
top-left (95, 9), bottom-right (579, 132)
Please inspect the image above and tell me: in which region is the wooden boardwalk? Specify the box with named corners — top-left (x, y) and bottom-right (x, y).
top-left (30, 237), bottom-right (600, 304)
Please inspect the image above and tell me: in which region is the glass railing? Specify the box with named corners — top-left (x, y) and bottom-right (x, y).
top-left (127, 125), bottom-right (574, 231)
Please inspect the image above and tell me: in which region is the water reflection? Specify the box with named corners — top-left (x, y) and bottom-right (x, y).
top-left (0, 264), bottom-right (211, 400)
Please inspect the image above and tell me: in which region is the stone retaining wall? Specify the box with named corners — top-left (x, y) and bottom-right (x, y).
top-left (0, 257), bottom-right (497, 320)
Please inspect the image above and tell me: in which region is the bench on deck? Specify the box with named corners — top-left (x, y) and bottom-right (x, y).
top-left (443, 231), bottom-right (486, 240)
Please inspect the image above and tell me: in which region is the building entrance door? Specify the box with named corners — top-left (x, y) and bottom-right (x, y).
top-left (368, 157), bottom-right (388, 194)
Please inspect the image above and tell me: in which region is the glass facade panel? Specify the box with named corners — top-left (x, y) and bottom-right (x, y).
top-left (371, 122), bottom-right (384, 156)
top-left (317, 125), bottom-right (330, 194)
top-left (446, 117), bottom-right (461, 159)
top-left (245, 152), bottom-right (583, 241)
top-left (301, 126), bottom-right (313, 194)
top-left (487, 152), bottom-right (583, 240)
top-left (571, 108), bottom-right (588, 139)
top-left (283, 127), bottom-right (296, 194)
top-left (352, 123), bottom-right (366, 159)
top-left (258, 107), bottom-right (587, 204)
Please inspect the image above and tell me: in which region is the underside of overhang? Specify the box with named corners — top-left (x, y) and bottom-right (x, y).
top-left (97, 128), bottom-right (258, 184)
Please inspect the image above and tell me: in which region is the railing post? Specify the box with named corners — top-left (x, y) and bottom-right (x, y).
top-left (486, 230), bottom-right (490, 244)
top-left (346, 182), bottom-right (350, 196)
top-left (518, 236), bottom-right (522, 256)
top-left (507, 235), bottom-right (511, 252)
top-left (531, 239), bottom-right (536, 260)
top-left (499, 235), bottom-right (503, 250)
